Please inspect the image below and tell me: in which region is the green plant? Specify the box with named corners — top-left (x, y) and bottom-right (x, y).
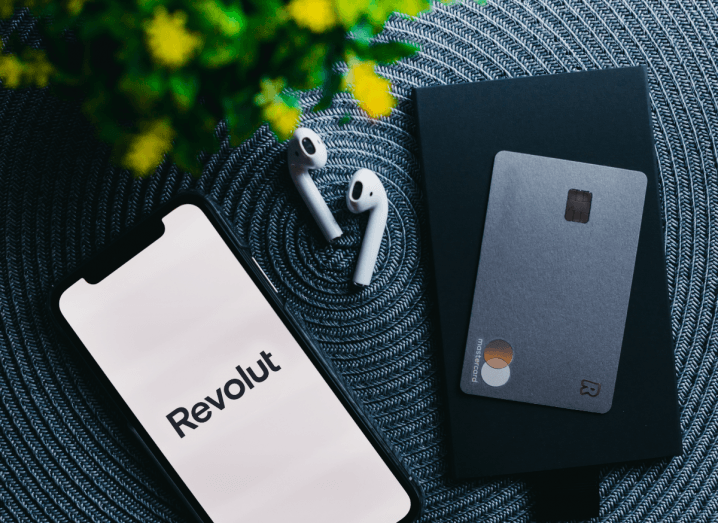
top-left (0, 0), bottom-right (481, 176)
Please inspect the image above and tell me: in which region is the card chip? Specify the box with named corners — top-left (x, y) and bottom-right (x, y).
top-left (565, 189), bottom-right (592, 223)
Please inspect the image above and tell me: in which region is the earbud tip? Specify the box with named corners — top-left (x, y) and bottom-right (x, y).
top-left (352, 273), bottom-right (372, 287)
top-left (321, 222), bottom-right (343, 243)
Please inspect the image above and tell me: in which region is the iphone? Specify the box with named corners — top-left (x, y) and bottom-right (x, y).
top-left (50, 194), bottom-right (422, 523)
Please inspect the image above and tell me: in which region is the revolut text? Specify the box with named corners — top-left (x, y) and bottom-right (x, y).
top-left (166, 351), bottom-right (281, 438)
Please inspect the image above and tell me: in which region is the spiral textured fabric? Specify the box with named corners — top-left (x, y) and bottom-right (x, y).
top-left (0, 1), bottom-right (716, 521)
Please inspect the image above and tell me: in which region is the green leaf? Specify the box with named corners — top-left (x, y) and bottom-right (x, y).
top-left (172, 138), bottom-right (202, 176)
top-left (118, 71), bottom-right (167, 110)
top-left (366, 0), bottom-right (394, 28)
top-left (135, 0), bottom-right (162, 15)
top-left (228, 106), bottom-right (260, 146)
top-left (350, 22), bottom-right (374, 47)
top-left (200, 42), bottom-right (239, 68)
top-left (361, 41), bottom-right (420, 64)
top-left (338, 113), bottom-right (352, 126)
top-left (197, 1), bottom-right (246, 37)
top-left (143, 71), bottom-right (166, 95)
top-left (4, 0), bottom-right (452, 178)
top-left (250, 0), bottom-right (288, 41)
top-left (313, 70), bottom-right (342, 112)
top-left (297, 43), bottom-right (328, 89)
top-left (170, 73), bottom-right (199, 111)
top-left (279, 92), bottom-right (300, 109)
top-left (335, 0), bottom-right (371, 29)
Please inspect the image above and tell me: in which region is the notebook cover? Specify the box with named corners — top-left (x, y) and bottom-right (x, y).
top-left (414, 66), bottom-right (682, 478)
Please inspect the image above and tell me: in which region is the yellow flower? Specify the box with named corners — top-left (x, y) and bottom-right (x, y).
top-left (254, 78), bottom-right (301, 140)
top-left (0, 54), bottom-right (24, 88)
top-left (254, 77), bottom-right (285, 107)
top-left (343, 60), bottom-right (395, 118)
top-left (263, 101), bottom-right (300, 140)
top-left (66, 0), bottom-right (88, 15)
top-left (25, 50), bottom-right (54, 88)
top-left (397, 0), bottom-right (430, 17)
top-left (288, 0), bottom-right (336, 33)
top-left (123, 120), bottom-right (175, 177)
top-left (144, 7), bottom-right (202, 69)
top-left (0, 0), bottom-right (14, 19)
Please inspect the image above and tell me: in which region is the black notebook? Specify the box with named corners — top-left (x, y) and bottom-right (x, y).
top-left (414, 67), bottom-right (681, 480)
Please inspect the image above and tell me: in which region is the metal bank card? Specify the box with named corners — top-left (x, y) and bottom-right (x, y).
top-left (460, 151), bottom-right (647, 413)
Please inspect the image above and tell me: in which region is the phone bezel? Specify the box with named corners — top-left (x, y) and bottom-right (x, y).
top-left (48, 192), bottom-right (423, 523)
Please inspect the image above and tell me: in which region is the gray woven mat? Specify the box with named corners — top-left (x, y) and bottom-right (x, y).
top-left (1, 1), bottom-right (714, 521)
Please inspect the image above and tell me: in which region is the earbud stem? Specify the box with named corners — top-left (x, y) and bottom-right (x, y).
top-left (353, 201), bottom-right (388, 287)
top-left (290, 166), bottom-right (342, 242)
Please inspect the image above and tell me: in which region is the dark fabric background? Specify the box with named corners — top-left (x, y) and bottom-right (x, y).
top-left (1, 1), bottom-right (715, 521)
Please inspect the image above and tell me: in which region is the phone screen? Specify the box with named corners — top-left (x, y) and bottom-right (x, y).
top-left (58, 204), bottom-right (413, 523)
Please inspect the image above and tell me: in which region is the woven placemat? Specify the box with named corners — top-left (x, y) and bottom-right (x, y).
top-left (1, 1), bottom-right (713, 521)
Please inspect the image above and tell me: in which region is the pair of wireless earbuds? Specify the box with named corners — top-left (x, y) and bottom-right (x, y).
top-left (288, 128), bottom-right (387, 287)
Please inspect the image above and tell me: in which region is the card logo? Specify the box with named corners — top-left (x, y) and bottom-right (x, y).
top-left (480, 339), bottom-right (513, 387)
top-left (580, 379), bottom-right (601, 397)
top-left (470, 338), bottom-right (483, 383)
top-left (565, 189), bottom-right (592, 223)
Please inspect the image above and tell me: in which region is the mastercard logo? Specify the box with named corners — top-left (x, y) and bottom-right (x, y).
top-left (481, 339), bottom-right (513, 387)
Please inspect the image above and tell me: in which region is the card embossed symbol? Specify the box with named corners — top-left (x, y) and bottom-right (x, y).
top-left (580, 380), bottom-right (601, 397)
top-left (565, 189), bottom-right (592, 223)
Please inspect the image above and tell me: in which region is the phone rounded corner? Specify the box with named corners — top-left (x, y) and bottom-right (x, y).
top-left (402, 480), bottom-right (425, 523)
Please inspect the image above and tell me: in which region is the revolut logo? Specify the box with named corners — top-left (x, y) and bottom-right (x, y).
top-left (580, 379), bottom-right (601, 397)
top-left (166, 351), bottom-right (281, 438)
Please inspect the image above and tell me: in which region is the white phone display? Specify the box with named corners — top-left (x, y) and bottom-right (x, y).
top-left (56, 203), bottom-right (415, 523)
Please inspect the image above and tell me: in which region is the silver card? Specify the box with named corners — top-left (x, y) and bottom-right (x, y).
top-left (460, 151), bottom-right (646, 413)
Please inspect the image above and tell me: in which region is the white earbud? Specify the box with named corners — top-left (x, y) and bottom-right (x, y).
top-left (287, 128), bottom-right (342, 242)
top-left (346, 169), bottom-right (388, 287)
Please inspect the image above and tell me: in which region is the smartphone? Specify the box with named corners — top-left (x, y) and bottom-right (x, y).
top-left (50, 193), bottom-right (422, 523)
